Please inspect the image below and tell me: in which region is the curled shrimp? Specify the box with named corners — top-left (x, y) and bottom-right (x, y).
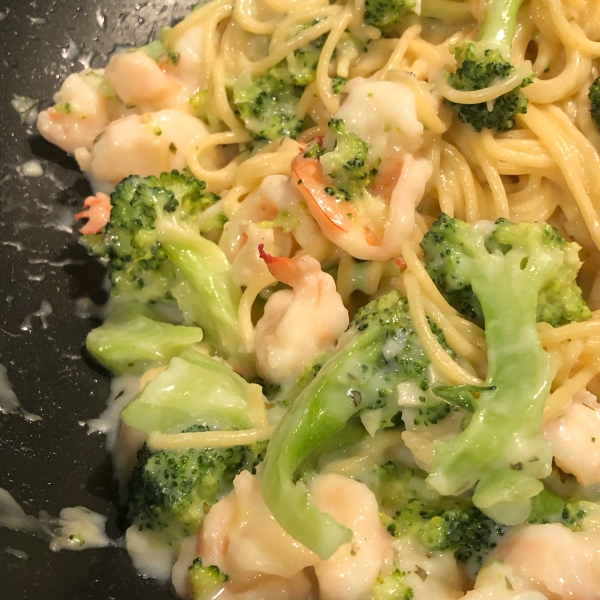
top-left (492, 523), bottom-right (600, 599)
top-left (75, 192), bottom-right (111, 234)
top-left (254, 245), bottom-right (349, 384)
top-left (291, 153), bottom-right (432, 261)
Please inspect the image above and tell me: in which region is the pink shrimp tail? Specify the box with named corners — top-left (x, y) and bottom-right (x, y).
top-left (75, 192), bottom-right (111, 234)
top-left (291, 154), bottom-right (348, 233)
top-left (395, 257), bottom-right (407, 272)
top-left (258, 244), bottom-right (300, 286)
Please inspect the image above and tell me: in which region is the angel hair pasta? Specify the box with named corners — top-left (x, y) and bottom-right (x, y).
top-left (36, 0), bottom-right (600, 598)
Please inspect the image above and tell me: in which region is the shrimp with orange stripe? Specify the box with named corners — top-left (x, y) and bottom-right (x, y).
top-left (292, 77), bottom-right (433, 262)
top-left (292, 152), bottom-right (432, 262)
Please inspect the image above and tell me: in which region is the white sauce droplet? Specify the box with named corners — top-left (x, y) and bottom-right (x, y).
top-left (61, 36), bottom-right (79, 61)
top-left (0, 489), bottom-right (52, 539)
top-left (87, 375), bottom-right (141, 450)
top-left (125, 525), bottom-right (179, 582)
top-left (0, 364), bottom-right (41, 422)
top-left (4, 547), bottom-right (29, 560)
top-left (10, 95), bottom-right (39, 127)
top-left (20, 300), bottom-right (53, 332)
top-left (95, 8), bottom-right (106, 28)
top-left (18, 160), bottom-right (44, 178)
top-left (50, 506), bottom-right (116, 552)
top-left (74, 297), bottom-right (106, 320)
top-left (0, 488), bottom-right (118, 552)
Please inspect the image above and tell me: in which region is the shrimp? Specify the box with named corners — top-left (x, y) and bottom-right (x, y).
top-left (166, 25), bottom-right (209, 97)
top-left (462, 561), bottom-right (548, 600)
top-left (196, 471), bottom-right (390, 600)
top-left (311, 473), bottom-right (394, 600)
top-left (75, 109), bottom-right (219, 185)
top-left (197, 471), bottom-right (319, 585)
top-left (333, 78), bottom-right (424, 160)
top-left (75, 192), bottom-right (111, 234)
top-left (37, 72), bottom-right (109, 153)
top-left (492, 523), bottom-right (600, 599)
top-left (219, 175), bottom-right (295, 287)
top-left (254, 248), bottom-right (349, 383)
top-left (393, 537), bottom-right (465, 600)
top-left (104, 50), bottom-right (183, 110)
top-left (291, 152), bottom-right (432, 261)
top-left (543, 390), bottom-right (600, 486)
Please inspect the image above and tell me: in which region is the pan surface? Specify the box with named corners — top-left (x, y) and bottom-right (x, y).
top-left (0, 1), bottom-right (189, 598)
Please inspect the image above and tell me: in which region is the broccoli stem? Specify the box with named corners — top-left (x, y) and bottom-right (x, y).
top-left (477, 0), bottom-right (525, 59)
top-left (261, 322), bottom-right (386, 559)
top-left (158, 225), bottom-right (244, 364)
top-left (427, 237), bottom-right (552, 500)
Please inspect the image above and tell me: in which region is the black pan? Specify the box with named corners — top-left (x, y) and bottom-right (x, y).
top-left (0, 2), bottom-right (190, 598)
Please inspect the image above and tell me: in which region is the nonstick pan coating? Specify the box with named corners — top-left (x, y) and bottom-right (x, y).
top-left (0, 2), bottom-right (189, 598)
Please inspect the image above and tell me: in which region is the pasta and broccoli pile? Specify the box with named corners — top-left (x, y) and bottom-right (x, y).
top-left (37, 0), bottom-right (600, 598)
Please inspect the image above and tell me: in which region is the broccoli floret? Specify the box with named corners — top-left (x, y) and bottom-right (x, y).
top-left (412, 394), bottom-right (452, 426)
top-left (421, 216), bottom-right (591, 328)
top-left (371, 569), bottom-right (414, 600)
top-left (365, 461), bottom-right (504, 569)
top-left (188, 558), bottom-right (227, 600)
top-left (82, 171), bottom-right (246, 365)
top-left (388, 499), bottom-right (503, 564)
top-left (332, 76), bottom-right (347, 94)
top-left (260, 290), bottom-right (450, 559)
top-left (363, 0), bottom-right (471, 30)
top-left (319, 118), bottom-right (378, 201)
top-left (85, 303), bottom-right (204, 375)
top-left (588, 76), bottom-right (600, 132)
top-left (127, 439), bottom-right (267, 541)
top-left (420, 215), bottom-right (591, 524)
top-left (446, 0), bottom-right (531, 131)
top-left (287, 30), bottom-right (326, 86)
top-left (233, 66), bottom-right (305, 141)
top-left (363, 0), bottom-right (416, 28)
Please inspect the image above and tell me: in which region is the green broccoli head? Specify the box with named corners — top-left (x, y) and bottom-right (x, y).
top-left (447, 44), bottom-right (531, 132)
top-left (287, 31), bottom-right (326, 86)
top-left (387, 499), bottom-right (504, 564)
top-left (363, 0), bottom-right (416, 29)
top-left (420, 214), bottom-right (590, 524)
top-left (88, 171), bottom-right (219, 301)
top-left (445, 0), bottom-right (531, 132)
top-left (366, 461), bottom-right (504, 568)
top-left (589, 76), bottom-right (600, 132)
top-left (188, 558), bottom-right (228, 600)
top-left (421, 214), bottom-right (591, 328)
top-left (233, 66), bottom-right (305, 141)
top-left (319, 118), bottom-right (378, 201)
top-left (127, 438), bottom-right (267, 541)
top-left (81, 170), bottom-right (245, 364)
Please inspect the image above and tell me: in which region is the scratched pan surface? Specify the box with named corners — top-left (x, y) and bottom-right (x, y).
top-left (0, 1), bottom-right (190, 598)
